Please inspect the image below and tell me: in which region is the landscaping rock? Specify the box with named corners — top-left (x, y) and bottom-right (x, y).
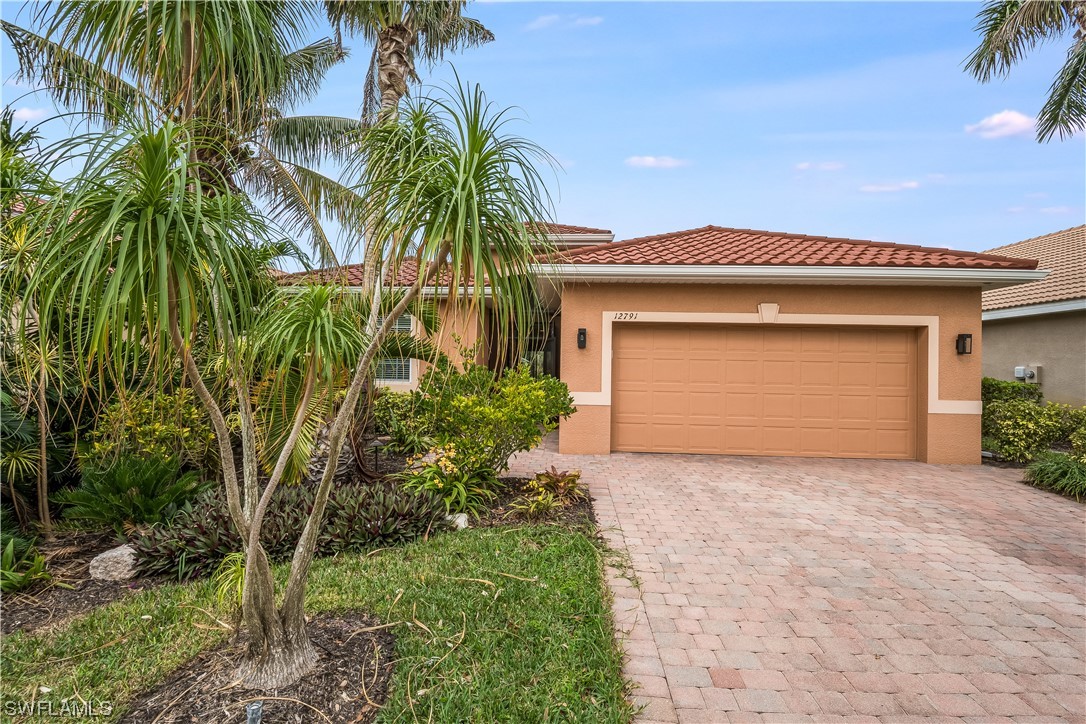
top-left (448, 513), bottom-right (470, 530)
top-left (89, 544), bottom-right (138, 581)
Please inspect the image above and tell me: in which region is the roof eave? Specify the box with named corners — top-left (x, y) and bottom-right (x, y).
top-left (532, 264), bottom-right (1049, 290)
top-left (982, 297), bottom-right (1086, 320)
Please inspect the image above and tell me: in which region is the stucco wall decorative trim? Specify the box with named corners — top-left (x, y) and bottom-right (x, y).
top-left (568, 308), bottom-right (981, 415)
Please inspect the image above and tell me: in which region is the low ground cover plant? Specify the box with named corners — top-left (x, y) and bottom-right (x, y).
top-left (131, 480), bottom-right (447, 580)
top-left (57, 454), bottom-right (210, 534)
top-left (509, 466), bottom-right (587, 520)
top-left (1025, 452), bottom-right (1086, 500)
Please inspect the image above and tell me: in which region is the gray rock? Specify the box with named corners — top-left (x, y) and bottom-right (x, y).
top-left (89, 544), bottom-right (138, 581)
top-left (447, 513), bottom-right (470, 530)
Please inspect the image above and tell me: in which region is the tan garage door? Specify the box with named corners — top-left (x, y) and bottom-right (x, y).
top-left (611, 324), bottom-right (916, 459)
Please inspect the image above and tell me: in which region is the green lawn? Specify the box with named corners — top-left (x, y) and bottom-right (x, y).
top-left (1, 526), bottom-right (632, 723)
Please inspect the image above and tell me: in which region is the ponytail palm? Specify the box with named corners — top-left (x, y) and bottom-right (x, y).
top-left (966, 0), bottom-right (1086, 141)
top-left (22, 81), bottom-right (556, 687)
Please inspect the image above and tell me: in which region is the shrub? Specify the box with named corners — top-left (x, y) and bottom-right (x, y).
top-left (981, 377), bottom-right (1043, 405)
top-left (57, 455), bottom-right (210, 534)
top-left (1, 539), bottom-right (50, 593)
top-left (374, 390), bottom-right (434, 456)
top-left (398, 443), bottom-right (497, 517)
top-left (982, 400), bottom-right (1079, 463)
top-left (131, 480), bottom-right (448, 580)
top-left (1024, 453), bottom-right (1086, 500)
top-left (0, 505), bottom-right (32, 560)
top-left (430, 365), bottom-right (575, 473)
top-left (88, 390), bottom-right (216, 471)
top-left (1071, 426), bottom-right (1086, 463)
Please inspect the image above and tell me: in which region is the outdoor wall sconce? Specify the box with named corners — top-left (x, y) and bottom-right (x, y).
top-left (955, 333), bottom-right (973, 355)
top-left (577, 328), bottom-right (587, 349)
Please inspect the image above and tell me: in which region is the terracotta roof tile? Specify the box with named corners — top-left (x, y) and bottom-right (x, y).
top-left (527, 221), bottom-right (612, 236)
top-left (982, 225), bottom-right (1086, 310)
top-left (559, 225), bottom-right (1040, 270)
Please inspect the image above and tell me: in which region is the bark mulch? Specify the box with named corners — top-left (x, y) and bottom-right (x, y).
top-left (475, 477), bottom-right (597, 529)
top-left (121, 610), bottom-right (394, 724)
top-left (0, 530), bottom-right (160, 636)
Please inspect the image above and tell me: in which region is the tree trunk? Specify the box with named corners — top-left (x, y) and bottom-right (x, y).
top-left (376, 24), bottom-right (415, 120)
top-left (35, 353), bottom-right (51, 536)
top-left (237, 543), bottom-right (316, 689)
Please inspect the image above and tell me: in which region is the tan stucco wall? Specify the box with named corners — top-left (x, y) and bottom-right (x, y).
top-left (557, 283), bottom-right (984, 464)
top-left (981, 310), bottom-right (1086, 405)
top-left (378, 300), bottom-right (486, 392)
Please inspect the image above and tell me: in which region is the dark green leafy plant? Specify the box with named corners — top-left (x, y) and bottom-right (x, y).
top-left (1025, 453), bottom-right (1086, 500)
top-left (88, 390), bottom-right (217, 472)
top-left (131, 480), bottom-right (448, 580)
top-left (981, 377), bottom-right (1043, 405)
top-left (0, 505), bottom-right (33, 562)
top-left (0, 538), bottom-right (51, 593)
top-left (57, 455), bottom-right (209, 534)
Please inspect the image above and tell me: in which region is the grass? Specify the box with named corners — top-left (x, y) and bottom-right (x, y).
top-left (1024, 452), bottom-right (1086, 500)
top-left (1, 526), bottom-right (632, 723)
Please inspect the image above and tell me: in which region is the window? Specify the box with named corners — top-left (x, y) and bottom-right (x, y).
top-left (376, 314), bottom-right (413, 382)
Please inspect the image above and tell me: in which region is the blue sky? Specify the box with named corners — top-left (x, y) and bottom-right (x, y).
top-left (3, 1), bottom-right (1083, 261)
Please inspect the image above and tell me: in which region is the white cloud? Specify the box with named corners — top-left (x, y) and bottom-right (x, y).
top-left (795, 161), bottom-right (844, 171)
top-left (1040, 206), bottom-right (1075, 214)
top-left (965, 110), bottom-right (1035, 139)
top-left (524, 14), bottom-right (603, 31)
top-left (625, 155), bottom-right (690, 169)
top-left (1006, 206), bottom-right (1027, 214)
top-left (524, 14), bottom-right (561, 31)
top-left (859, 180), bottom-right (920, 193)
top-left (11, 107), bottom-right (47, 122)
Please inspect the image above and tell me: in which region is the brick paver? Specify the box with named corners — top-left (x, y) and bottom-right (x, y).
top-left (510, 436), bottom-right (1086, 722)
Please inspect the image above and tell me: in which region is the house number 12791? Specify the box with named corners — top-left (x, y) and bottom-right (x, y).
top-left (613, 312), bottom-right (639, 320)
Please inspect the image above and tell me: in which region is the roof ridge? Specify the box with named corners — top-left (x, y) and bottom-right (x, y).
top-left (564, 224), bottom-right (1041, 265)
top-left (982, 224), bottom-right (1086, 254)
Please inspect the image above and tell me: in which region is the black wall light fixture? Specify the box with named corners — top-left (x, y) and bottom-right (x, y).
top-left (955, 333), bottom-right (973, 355)
top-left (577, 328), bottom-right (587, 349)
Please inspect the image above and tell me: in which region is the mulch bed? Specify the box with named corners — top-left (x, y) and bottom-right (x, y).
top-left (0, 530), bottom-right (160, 636)
top-left (475, 477), bottom-right (597, 529)
top-left (120, 610), bottom-right (394, 724)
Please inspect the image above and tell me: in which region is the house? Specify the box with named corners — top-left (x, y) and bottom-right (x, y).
top-left (291, 223), bottom-right (1045, 464)
top-left (981, 225), bottom-right (1086, 405)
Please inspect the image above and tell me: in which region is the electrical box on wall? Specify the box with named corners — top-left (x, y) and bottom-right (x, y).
top-left (1014, 364), bottom-right (1043, 384)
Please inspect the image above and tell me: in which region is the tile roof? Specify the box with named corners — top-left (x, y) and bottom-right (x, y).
top-left (982, 225), bottom-right (1086, 310)
top-left (558, 225), bottom-right (1041, 270)
top-left (281, 222), bottom-right (610, 287)
top-left (280, 258), bottom-right (465, 287)
top-left (527, 222), bottom-right (612, 236)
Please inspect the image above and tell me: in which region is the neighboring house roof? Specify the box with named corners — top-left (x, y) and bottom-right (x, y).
top-left (527, 222), bottom-right (613, 236)
top-left (981, 225), bottom-right (1085, 313)
top-left (558, 225), bottom-right (1040, 270)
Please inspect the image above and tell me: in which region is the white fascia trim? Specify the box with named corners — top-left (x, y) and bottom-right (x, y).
top-left (570, 308), bottom-right (982, 416)
top-left (982, 298), bottom-right (1086, 321)
top-left (548, 233), bottom-right (614, 245)
top-left (534, 264), bottom-right (1048, 288)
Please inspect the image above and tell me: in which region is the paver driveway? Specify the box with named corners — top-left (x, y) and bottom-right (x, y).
top-left (510, 440), bottom-right (1085, 723)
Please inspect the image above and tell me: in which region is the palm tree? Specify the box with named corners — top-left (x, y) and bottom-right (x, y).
top-left (3, 1), bottom-right (363, 263)
top-left (25, 81), bottom-right (555, 688)
top-left (325, 0), bottom-right (494, 123)
top-left (966, 0), bottom-right (1086, 141)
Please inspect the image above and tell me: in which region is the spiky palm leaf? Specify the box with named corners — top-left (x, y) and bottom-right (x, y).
top-left (966, 0), bottom-right (1086, 140)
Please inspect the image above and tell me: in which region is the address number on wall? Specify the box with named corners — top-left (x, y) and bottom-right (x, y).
top-left (612, 312), bottom-right (639, 320)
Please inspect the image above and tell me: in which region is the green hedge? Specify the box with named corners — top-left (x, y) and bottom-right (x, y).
top-left (981, 376), bottom-right (1043, 405)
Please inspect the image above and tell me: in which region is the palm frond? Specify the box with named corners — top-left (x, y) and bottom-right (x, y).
top-left (242, 156), bottom-right (367, 267)
top-left (1037, 37), bottom-right (1086, 140)
top-left (966, 0), bottom-right (1073, 81)
top-left (274, 38), bottom-right (349, 111)
top-left (261, 114), bottom-right (365, 168)
top-left (1, 20), bottom-right (145, 123)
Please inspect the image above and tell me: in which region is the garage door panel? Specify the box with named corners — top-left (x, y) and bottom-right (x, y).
top-left (611, 324), bottom-right (916, 459)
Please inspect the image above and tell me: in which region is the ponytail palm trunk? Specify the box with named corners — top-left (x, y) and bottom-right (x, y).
top-left (28, 81), bottom-right (554, 688)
